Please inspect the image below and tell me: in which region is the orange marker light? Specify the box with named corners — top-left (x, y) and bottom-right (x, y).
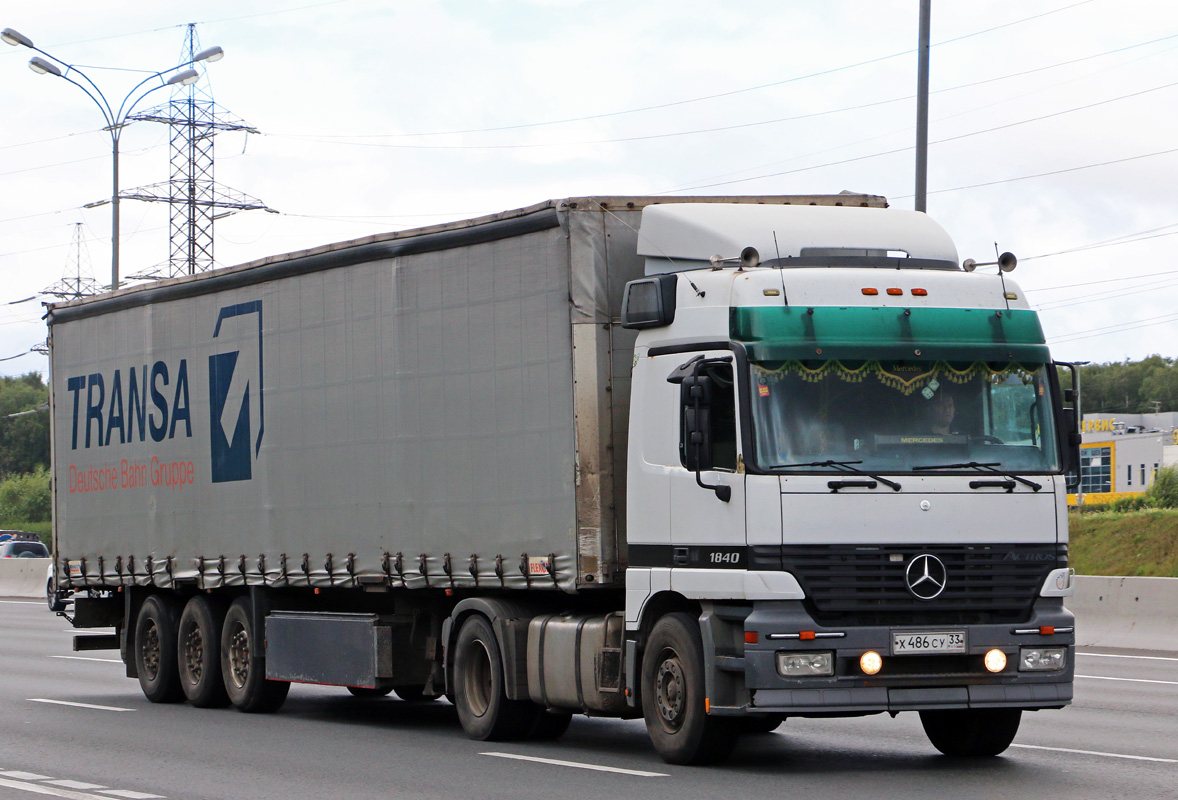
top-left (799, 631), bottom-right (816, 641)
top-left (911, 288), bottom-right (928, 296)
top-left (862, 288), bottom-right (879, 296)
top-left (886, 288), bottom-right (903, 296)
top-left (1040, 626), bottom-right (1055, 635)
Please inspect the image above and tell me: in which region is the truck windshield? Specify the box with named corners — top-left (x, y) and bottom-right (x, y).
top-left (748, 359), bottom-right (1061, 474)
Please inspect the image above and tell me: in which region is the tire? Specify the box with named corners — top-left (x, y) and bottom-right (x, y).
top-left (220, 597), bottom-right (290, 713)
top-left (641, 612), bottom-right (739, 765)
top-left (452, 614), bottom-right (537, 741)
top-left (177, 596), bottom-right (230, 708)
top-left (392, 685), bottom-right (438, 703)
top-left (920, 708), bottom-right (1022, 757)
top-left (528, 710), bottom-right (573, 741)
top-left (741, 714), bottom-right (786, 734)
top-left (347, 686), bottom-right (394, 698)
top-left (134, 594), bottom-right (185, 704)
top-left (46, 577), bottom-right (67, 613)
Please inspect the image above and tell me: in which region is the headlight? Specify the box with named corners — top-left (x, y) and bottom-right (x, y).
top-left (1019, 646), bottom-right (1068, 672)
top-left (984, 649), bottom-right (1008, 673)
top-left (776, 651), bottom-right (834, 677)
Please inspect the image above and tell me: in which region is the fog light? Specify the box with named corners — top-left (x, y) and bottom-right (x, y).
top-left (984, 649), bottom-right (1008, 673)
top-left (860, 651), bottom-right (882, 675)
top-left (776, 651), bottom-right (834, 677)
top-left (1020, 646), bottom-right (1068, 672)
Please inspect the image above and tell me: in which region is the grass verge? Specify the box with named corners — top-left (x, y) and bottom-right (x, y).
top-left (1068, 509), bottom-right (1178, 577)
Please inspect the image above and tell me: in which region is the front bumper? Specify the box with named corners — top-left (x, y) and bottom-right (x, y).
top-left (730, 598), bottom-right (1074, 715)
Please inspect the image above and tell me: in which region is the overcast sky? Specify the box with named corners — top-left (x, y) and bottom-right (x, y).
top-left (1, 0), bottom-right (1175, 379)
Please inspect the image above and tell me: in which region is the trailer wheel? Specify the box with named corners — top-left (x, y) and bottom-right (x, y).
top-left (135, 594), bottom-right (185, 704)
top-left (177, 596), bottom-right (230, 708)
top-left (220, 597), bottom-right (290, 713)
top-left (46, 575), bottom-right (67, 613)
top-left (641, 612), bottom-right (738, 765)
top-left (347, 686), bottom-right (394, 698)
top-left (453, 614), bottom-right (535, 741)
top-left (920, 708), bottom-right (1022, 756)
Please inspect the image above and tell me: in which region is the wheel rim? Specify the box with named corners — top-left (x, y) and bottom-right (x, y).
top-left (463, 638), bottom-right (493, 718)
top-left (227, 620), bottom-right (250, 689)
top-left (141, 620), bottom-right (161, 681)
top-left (182, 624), bottom-right (203, 684)
top-left (654, 648), bottom-right (687, 732)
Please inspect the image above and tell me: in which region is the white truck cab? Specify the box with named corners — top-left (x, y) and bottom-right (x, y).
top-left (621, 203), bottom-right (1078, 760)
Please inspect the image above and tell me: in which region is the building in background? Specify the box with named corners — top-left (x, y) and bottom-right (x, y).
top-left (1070, 412), bottom-right (1178, 505)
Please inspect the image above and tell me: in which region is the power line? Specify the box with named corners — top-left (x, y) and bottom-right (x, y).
top-left (272, 0), bottom-right (1098, 139)
top-left (914, 146), bottom-right (1178, 198)
top-left (1049, 311), bottom-right (1178, 343)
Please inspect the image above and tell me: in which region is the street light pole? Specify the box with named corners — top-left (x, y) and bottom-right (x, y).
top-left (3, 28), bottom-right (222, 291)
top-left (914, 0), bottom-right (931, 213)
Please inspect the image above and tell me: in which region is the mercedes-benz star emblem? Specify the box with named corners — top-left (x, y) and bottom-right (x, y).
top-left (905, 554), bottom-right (948, 600)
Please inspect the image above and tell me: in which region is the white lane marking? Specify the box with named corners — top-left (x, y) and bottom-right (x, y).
top-left (50, 656), bottom-right (122, 664)
top-left (62, 630), bottom-right (113, 634)
top-left (0, 773), bottom-right (54, 781)
top-left (0, 600), bottom-right (46, 605)
top-left (1077, 652), bottom-right (1178, 663)
top-left (46, 782), bottom-right (107, 791)
top-left (481, 752), bottom-right (669, 777)
top-left (1076, 674), bottom-right (1178, 686)
top-left (98, 791), bottom-right (165, 799)
top-left (1011, 743), bottom-right (1178, 764)
top-left (28, 699), bottom-right (135, 712)
top-left (0, 775), bottom-right (108, 800)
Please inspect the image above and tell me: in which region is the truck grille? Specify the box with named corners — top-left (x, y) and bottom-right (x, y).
top-left (751, 543), bottom-right (1065, 626)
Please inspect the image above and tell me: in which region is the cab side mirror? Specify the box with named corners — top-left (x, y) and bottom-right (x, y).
top-left (681, 375), bottom-right (715, 472)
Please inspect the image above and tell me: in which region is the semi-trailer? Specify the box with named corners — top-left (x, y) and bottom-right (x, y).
top-left (48, 195), bottom-right (1079, 764)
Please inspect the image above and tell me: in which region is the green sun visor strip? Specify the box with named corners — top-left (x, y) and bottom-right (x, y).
top-left (731, 306), bottom-right (1050, 362)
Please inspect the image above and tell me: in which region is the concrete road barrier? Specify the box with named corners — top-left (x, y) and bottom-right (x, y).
top-left (1, 561), bottom-right (1173, 651)
top-left (1070, 575), bottom-right (1178, 651)
top-left (0, 557), bottom-right (48, 600)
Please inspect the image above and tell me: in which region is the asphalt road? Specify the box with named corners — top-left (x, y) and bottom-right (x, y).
top-left (1, 597), bottom-right (1174, 800)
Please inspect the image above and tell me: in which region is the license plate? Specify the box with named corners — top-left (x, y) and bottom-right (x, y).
top-left (891, 630), bottom-right (966, 655)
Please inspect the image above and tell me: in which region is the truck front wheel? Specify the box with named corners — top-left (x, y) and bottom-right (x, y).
top-left (641, 612), bottom-right (738, 765)
top-left (177, 596), bottom-right (230, 708)
top-left (919, 708), bottom-right (1022, 756)
top-left (220, 597), bottom-right (289, 713)
top-left (135, 594), bottom-right (185, 703)
top-left (453, 614), bottom-right (536, 740)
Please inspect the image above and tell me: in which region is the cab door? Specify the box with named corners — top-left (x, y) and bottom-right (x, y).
top-left (666, 351), bottom-right (747, 572)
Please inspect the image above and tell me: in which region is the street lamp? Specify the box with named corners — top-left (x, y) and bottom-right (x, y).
top-left (2, 28), bottom-right (222, 291)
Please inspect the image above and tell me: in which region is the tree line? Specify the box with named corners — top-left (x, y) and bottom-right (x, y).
top-left (1077, 356), bottom-right (1178, 416)
top-left (0, 372), bottom-right (49, 477)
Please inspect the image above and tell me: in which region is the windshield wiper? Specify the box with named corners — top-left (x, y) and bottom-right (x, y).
top-left (913, 461), bottom-right (1042, 492)
top-left (776, 460), bottom-right (901, 492)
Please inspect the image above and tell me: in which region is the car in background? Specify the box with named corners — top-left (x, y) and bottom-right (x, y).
top-left (0, 540), bottom-right (48, 558)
